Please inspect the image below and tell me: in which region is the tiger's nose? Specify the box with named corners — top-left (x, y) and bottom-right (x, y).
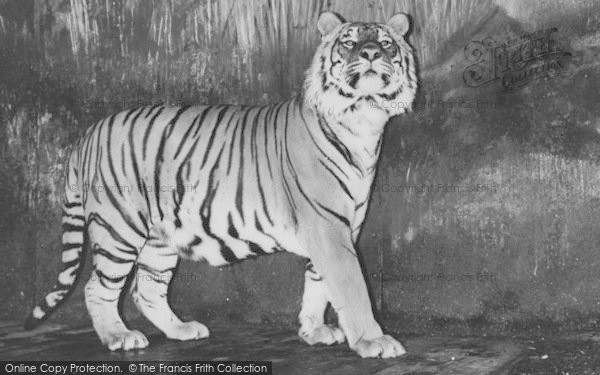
top-left (359, 44), bottom-right (382, 61)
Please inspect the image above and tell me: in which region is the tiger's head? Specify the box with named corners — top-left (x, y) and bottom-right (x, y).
top-left (304, 12), bottom-right (417, 124)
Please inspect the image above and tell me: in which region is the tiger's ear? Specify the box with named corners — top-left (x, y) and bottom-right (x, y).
top-left (317, 12), bottom-right (345, 38)
top-left (387, 13), bottom-right (410, 37)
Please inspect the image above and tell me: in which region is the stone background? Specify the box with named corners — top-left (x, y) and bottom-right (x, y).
top-left (1, 0), bottom-right (600, 333)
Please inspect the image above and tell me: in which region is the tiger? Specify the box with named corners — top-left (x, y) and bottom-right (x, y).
top-left (24, 11), bottom-right (417, 358)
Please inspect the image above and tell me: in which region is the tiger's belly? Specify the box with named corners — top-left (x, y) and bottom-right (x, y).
top-left (157, 215), bottom-right (307, 267)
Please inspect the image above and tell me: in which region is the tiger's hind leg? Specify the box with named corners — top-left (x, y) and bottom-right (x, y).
top-left (132, 230), bottom-right (209, 341)
top-left (298, 261), bottom-right (345, 345)
top-left (84, 223), bottom-right (148, 351)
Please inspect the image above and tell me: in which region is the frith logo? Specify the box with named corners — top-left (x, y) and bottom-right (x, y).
top-left (463, 28), bottom-right (571, 90)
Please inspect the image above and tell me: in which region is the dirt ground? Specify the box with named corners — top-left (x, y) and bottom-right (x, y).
top-left (2, 318), bottom-right (600, 374)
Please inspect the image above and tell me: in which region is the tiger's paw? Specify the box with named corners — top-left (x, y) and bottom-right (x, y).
top-left (299, 324), bottom-right (345, 345)
top-left (352, 334), bottom-right (406, 358)
top-left (104, 330), bottom-right (149, 351)
top-left (165, 321), bottom-right (210, 341)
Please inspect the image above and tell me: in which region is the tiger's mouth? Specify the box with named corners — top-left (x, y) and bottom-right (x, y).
top-left (346, 69), bottom-right (392, 94)
top-left (344, 60), bottom-right (394, 94)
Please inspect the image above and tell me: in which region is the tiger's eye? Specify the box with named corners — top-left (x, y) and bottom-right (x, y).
top-left (343, 40), bottom-right (356, 48)
top-left (380, 40), bottom-right (392, 49)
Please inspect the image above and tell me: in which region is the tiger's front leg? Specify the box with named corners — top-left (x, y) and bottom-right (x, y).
top-left (303, 221), bottom-right (406, 358)
top-left (298, 261), bottom-right (345, 345)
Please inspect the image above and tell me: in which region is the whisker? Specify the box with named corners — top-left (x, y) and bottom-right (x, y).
top-left (346, 61), bottom-right (362, 70)
top-left (345, 67), bottom-right (360, 75)
top-left (343, 62), bottom-right (364, 76)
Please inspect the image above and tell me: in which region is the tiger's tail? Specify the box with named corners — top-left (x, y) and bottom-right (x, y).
top-left (24, 150), bottom-right (86, 330)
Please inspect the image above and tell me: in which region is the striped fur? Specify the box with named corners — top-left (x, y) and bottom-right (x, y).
top-left (25, 12), bottom-right (417, 358)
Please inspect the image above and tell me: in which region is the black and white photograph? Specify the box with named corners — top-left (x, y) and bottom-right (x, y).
top-left (0, 0), bottom-right (598, 374)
